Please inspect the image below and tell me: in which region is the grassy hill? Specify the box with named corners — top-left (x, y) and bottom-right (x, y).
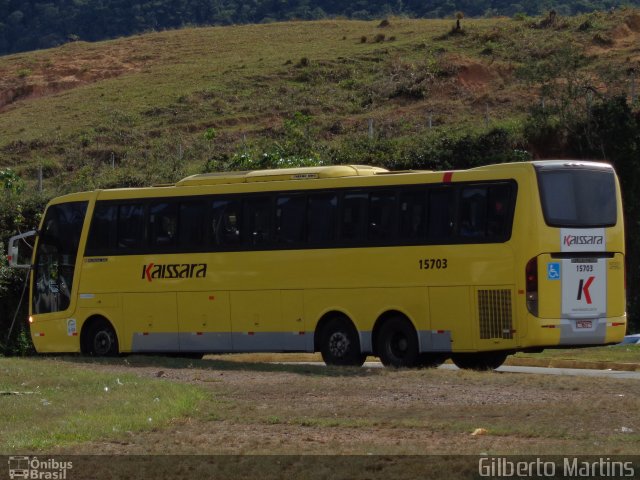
top-left (0, 9), bottom-right (638, 191)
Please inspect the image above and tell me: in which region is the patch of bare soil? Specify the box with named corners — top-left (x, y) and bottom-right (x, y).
top-left (49, 357), bottom-right (640, 455)
top-left (0, 45), bottom-right (149, 110)
top-left (456, 62), bottom-right (495, 91)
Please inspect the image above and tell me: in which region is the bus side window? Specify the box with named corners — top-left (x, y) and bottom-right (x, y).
top-left (211, 199), bottom-right (241, 247)
top-left (243, 197), bottom-right (272, 247)
top-left (487, 184), bottom-right (512, 239)
top-left (399, 190), bottom-right (426, 242)
top-left (117, 204), bottom-right (146, 250)
top-left (275, 195), bottom-right (306, 245)
top-left (178, 201), bottom-right (206, 249)
top-left (369, 190), bottom-right (397, 242)
top-left (459, 187), bottom-right (488, 239)
top-left (307, 193), bottom-right (337, 244)
top-left (340, 192), bottom-right (368, 242)
top-left (427, 188), bottom-right (454, 241)
top-left (86, 203), bottom-right (117, 255)
top-left (150, 202), bottom-right (178, 249)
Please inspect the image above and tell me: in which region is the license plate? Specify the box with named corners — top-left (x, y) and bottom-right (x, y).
top-left (576, 320), bottom-right (592, 329)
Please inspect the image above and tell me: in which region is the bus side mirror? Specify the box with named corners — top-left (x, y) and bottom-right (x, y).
top-left (7, 230), bottom-right (37, 269)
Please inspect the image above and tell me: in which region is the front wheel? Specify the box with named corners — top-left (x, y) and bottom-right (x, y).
top-left (451, 352), bottom-right (507, 371)
top-left (319, 318), bottom-right (366, 367)
top-left (86, 320), bottom-right (119, 357)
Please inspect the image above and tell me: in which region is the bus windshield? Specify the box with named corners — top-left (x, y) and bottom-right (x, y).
top-left (537, 167), bottom-right (617, 228)
top-left (33, 201), bottom-right (87, 314)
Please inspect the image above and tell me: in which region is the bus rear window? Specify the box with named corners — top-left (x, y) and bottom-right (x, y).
top-left (537, 168), bottom-right (617, 227)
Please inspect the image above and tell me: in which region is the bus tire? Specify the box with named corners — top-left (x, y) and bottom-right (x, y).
top-left (376, 316), bottom-right (420, 368)
top-left (319, 317), bottom-right (366, 367)
top-left (85, 319), bottom-right (119, 357)
top-left (451, 352), bottom-right (507, 371)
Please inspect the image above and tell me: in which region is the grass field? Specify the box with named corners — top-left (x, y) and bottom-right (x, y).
top-left (0, 356), bottom-right (204, 451)
top-left (2, 354), bottom-right (638, 457)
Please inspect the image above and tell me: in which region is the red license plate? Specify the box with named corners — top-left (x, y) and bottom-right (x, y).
top-left (576, 320), bottom-right (592, 329)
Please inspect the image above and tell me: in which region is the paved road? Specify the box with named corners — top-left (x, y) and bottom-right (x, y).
top-left (355, 361), bottom-right (640, 379)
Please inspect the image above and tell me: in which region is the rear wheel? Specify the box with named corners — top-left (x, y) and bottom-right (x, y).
top-left (86, 320), bottom-right (119, 357)
top-left (319, 317), bottom-right (366, 367)
top-left (451, 352), bottom-right (507, 371)
top-left (376, 317), bottom-right (420, 368)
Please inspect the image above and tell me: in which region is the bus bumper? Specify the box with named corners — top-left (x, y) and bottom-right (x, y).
top-left (522, 314), bottom-right (627, 348)
top-left (30, 318), bottom-right (81, 353)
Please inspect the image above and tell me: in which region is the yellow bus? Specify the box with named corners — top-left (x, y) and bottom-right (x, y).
top-left (7, 161), bottom-right (626, 369)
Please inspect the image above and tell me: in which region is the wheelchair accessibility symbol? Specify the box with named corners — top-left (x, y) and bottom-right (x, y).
top-left (547, 262), bottom-right (561, 280)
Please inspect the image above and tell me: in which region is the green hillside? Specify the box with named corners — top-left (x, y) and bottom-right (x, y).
top-left (1, 10), bottom-right (640, 351)
top-left (2, 0), bottom-right (639, 55)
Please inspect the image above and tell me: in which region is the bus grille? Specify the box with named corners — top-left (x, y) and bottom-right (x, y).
top-left (478, 289), bottom-right (513, 339)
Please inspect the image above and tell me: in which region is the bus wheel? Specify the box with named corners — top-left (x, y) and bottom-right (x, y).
top-left (376, 317), bottom-right (420, 368)
top-left (86, 320), bottom-right (119, 357)
top-left (451, 352), bottom-right (507, 371)
top-left (320, 318), bottom-right (366, 367)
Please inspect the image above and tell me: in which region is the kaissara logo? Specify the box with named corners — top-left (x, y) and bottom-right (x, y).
top-left (577, 276), bottom-right (595, 304)
top-left (563, 235), bottom-right (604, 247)
top-left (141, 263), bottom-right (207, 282)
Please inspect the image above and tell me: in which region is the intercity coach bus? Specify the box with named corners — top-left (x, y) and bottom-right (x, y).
top-left (7, 161), bottom-right (626, 369)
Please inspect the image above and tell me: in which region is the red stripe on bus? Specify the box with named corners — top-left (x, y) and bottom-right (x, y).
top-left (298, 331), bottom-right (305, 335)
top-left (443, 172), bottom-right (453, 183)
top-left (248, 332), bottom-right (255, 336)
top-left (208, 296), bottom-right (215, 300)
top-left (612, 322), bottom-right (625, 327)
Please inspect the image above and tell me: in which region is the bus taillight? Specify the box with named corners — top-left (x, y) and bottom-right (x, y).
top-left (526, 257), bottom-right (538, 316)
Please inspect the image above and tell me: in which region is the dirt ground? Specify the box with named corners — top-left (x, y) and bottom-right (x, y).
top-left (49, 355), bottom-right (640, 456)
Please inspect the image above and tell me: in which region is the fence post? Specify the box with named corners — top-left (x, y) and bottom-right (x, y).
top-left (368, 118), bottom-right (374, 139)
top-left (38, 165), bottom-right (42, 192)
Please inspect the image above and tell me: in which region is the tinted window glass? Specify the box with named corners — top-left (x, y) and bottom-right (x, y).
top-left (150, 202), bottom-right (178, 248)
top-left (538, 168), bottom-right (616, 227)
top-left (211, 199), bottom-right (241, 247)
top-left (276, 195), bottom-right (306, 245)
top-left (118, 204), bottom-right (146, 250)
top-left (86, 203), bottom-right (117, 255)
top-left (340, 192), bottom-right (368, 241)
top-left (243, 197), bottom-right (272, 247)
top-left (399, 190), bottom-right (426, 241)
top-left (487, 184), bottom-right (512, 238)
top-left (459, 187), bottom-right (488, 238)
top-left (33, 202), bottom-right (88, 314)
top-left (428, 188), bottom-right (454, 240)
top-left (178, 201), bottom-right (205, 248)
top-left (369, 191), bottom-right (397, 241)
top-left (308, 193), bottom-right (337, 244)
